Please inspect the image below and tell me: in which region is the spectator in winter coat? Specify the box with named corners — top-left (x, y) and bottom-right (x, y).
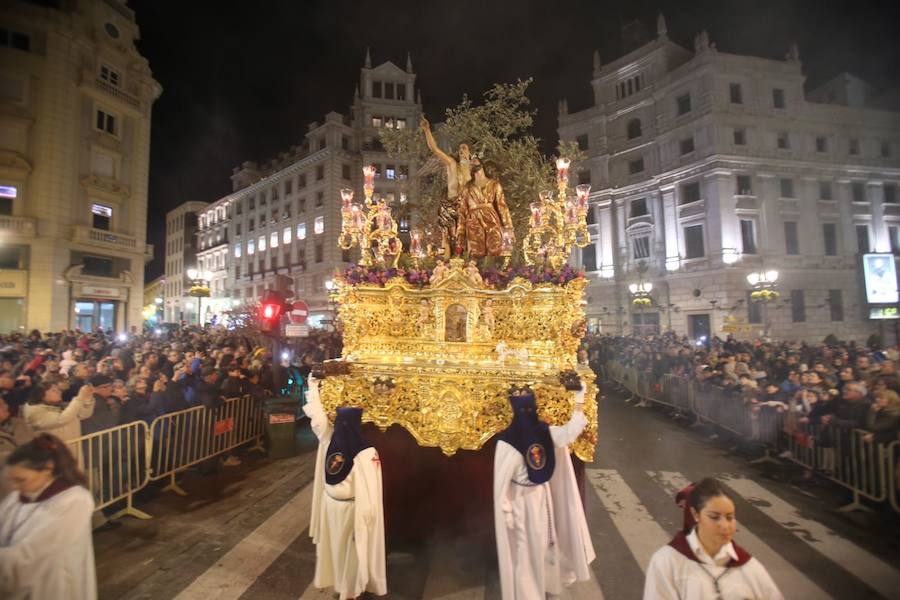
top-left (23, 382), bottom-right (94, 442)
top-left (81, 375), bottom-right (120, 434)
top-left (0, 369), bottom-right (31, 417)
top-left (119, 377), bottom-right (156, 425)
top-left (863, 389), bottom-right (900, 445)
top-left (0, 397), bottom-right (34, 499)
top-left (195, 368), bottom-right (224, 410)
top-left (220, 365), bottom-right (246, 399)
top-left (821, 381), bottom-right (871, 430)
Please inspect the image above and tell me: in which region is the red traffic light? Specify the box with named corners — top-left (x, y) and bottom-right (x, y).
top-left (262, 303), bottom-right (280, 320)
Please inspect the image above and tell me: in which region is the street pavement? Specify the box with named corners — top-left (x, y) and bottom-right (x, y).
top-left (94, 388), bottom-right (900, 599)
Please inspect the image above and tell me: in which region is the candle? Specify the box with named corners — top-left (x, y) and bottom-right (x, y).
top-left (340, 188), bottom-right (354, 210)
top-left (575, 184), bottom-right (591, 210)
top-left (362, 165), bottom-right (376, 191)
top-left (410, 229), bottom-right (424, 257)
top-left (501, 228), bottom-right (514, 253)
top-left (530, 202), bottom-right (542, 228)
top-left (378, 204), bottom-right (392, 233)
top-left (565, 200), bottom-right (578, 225)
top-left (555, 157), bottom-right (571, 183)
top-left (350, 204), bottom-right (364, 231)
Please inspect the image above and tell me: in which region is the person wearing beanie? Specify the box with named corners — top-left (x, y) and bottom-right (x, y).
top-left (493, 379), bottom-right (595, 600)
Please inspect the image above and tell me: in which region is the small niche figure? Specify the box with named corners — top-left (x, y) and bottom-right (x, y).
top-left (418, 299), bottom-right (432, 331)
top-left (493, 379), bottom-right (595, 599)
top-left (304, 376), bottom-right (386, 599)
top-left (481, 299), bottom-right (495, 331)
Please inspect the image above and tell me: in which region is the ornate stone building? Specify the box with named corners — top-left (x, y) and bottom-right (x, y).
top-left (196, 52), bottom-right (420, 326)
top-left (559, 15), bottom-right (900, 342)
top-left (0, 0), bottom-right (160, 332)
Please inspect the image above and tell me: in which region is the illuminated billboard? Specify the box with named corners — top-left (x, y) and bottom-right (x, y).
top-left (862, 253), bottom-right (899, 305)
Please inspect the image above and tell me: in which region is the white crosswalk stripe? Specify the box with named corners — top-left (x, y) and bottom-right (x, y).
top-left (646, 470), bottom-right (832, 600)
top-left (175, 483), bottom-right (313, 600)
top-left (585, 468), bottom-right (670, 572)
top-left (174, 468), bottom-right (899, 600)
top-left (721, 474), bottom-right (900, 600)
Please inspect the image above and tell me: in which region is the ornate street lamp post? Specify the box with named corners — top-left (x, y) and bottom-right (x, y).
top-left (186, 268), bottom-right (212, 326)
top-left (747, 270), bottom-right (779, 339)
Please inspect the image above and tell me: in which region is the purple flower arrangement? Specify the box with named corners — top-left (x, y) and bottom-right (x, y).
top-left (340, 262), bottom-right (582, 290)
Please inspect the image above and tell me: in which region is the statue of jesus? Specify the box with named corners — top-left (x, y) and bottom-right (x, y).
top-left (421, 116), bottom-right (472, 257)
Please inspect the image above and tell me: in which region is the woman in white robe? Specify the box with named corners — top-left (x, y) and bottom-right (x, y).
top-left (494, 384), bottom-right (596, 600)
top-left (643, 478), bottom-right (783, 600)
top-left (0, 432), bottom-right (97, 600)
top-left (303, 376), bottom-right (386, 599)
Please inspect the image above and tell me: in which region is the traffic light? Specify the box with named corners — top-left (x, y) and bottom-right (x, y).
top-left (273, 274), bottom-right (294, 300)
top-left (259, 290), bottom-right (285, 334)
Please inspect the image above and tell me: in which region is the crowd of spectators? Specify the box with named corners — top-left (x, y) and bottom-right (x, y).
top-left (583, 332), bottom-right (900, 487)
top-left (0, 325), bottom-right (343, 501)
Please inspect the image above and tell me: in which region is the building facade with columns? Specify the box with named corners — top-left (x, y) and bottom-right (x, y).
top-left (0, 0), bottom-right (160, 333)
top-left (163, 201), bottom-right (207, 324)
top-left (195, 53), bottom-right (420, 326)
top-left (559, 16), bottom-right (900, 342)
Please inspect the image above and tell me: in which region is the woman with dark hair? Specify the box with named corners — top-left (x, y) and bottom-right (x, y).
top-left (0, 433), bottom-right (97, 599)
top-left (644, 477), bottom-right (783, 600)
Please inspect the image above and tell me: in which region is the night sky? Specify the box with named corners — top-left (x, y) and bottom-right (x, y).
top-left (132, 0), bottom-right (900, 281)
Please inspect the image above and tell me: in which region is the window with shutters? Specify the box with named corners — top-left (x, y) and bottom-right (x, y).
top-left (683, 224), bottom-right (705, 259)
top-left (784, 221), bottom-right (799, 255)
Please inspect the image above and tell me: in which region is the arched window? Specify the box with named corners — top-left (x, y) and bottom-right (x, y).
top-left (627, 118), bottom-right (642, 140)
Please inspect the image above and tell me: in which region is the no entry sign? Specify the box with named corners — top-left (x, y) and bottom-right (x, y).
top-left (289, 300), bottom-right (309, 324)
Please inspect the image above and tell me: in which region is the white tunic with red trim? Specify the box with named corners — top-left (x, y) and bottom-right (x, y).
top-left (493, 409), bottom-right (595, 600)
top-left (303, 383), bottom-right (386, 600)
top-left (643, 528), bottom-right (783, 600)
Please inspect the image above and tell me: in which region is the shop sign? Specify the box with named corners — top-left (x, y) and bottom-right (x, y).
top-left (0, 270), bottom-right (26, 298)
top-left (268, 413), bottom-right (295, 424)
top-left (81, 284), bottom-right (121, 299)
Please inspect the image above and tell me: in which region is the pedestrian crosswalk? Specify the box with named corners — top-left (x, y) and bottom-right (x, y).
top-left (165, 466), bottom-right (899, 600)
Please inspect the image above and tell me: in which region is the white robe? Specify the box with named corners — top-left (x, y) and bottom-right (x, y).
top-left (494, 409), bottom-right (596, 600)
top-left (0, 484), bottom-right (97, 600)
top-left (643, 528), bottom-right (784, 600)
top-left (303, 385), bottom-right (387, 599)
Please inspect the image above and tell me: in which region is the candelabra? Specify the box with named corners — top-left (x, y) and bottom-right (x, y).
top-left (338, 165), bottom-right (403, 267)
top-left (523, 157), bottom-right (591, 269)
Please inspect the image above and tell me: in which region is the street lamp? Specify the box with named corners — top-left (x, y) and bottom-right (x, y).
top-left (747, 269), bottom-right (779, 339)
top-left (186, 268), bottom-right (212, 327)
top-left (154, 297), bottom-right (163, 323)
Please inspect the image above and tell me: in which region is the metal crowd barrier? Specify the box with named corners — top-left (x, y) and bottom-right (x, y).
top-left (65, 421), bottom-right (152, 520)
top-left (63, 394), bottom-right (266, 518)
top-left (889, 441), bottom-right (900, 514)
top-left (148, 394), bottom-right (265, 496)
top-left (602, 360), bottom-right (900, 514)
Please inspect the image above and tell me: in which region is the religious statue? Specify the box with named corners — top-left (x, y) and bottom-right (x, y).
top-left (445, 304), bottom-right (468, 342)
top-left (421, 116), bottom-right (472, 258)
top-left (455, 159), bottom-right (515, 258)
top-left (464, 260), bottom-right (484, 287)
top-left (430, 259), bottom-right (449, 285)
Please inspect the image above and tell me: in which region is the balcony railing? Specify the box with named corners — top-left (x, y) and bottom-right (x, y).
top-left (95, 78), bottom-right (141, 110)
top-left (72, 225), bottom-right (140, 252)
top-left (0, 215), bottom-right (36, 237)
